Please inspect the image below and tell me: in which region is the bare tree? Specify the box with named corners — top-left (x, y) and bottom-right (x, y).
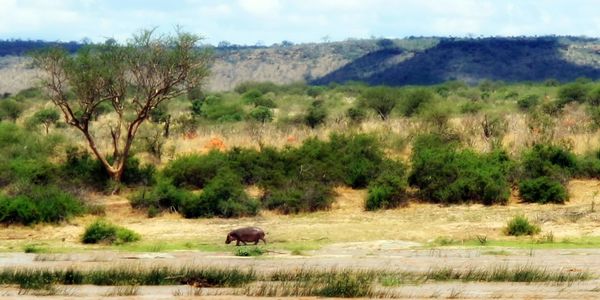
top-left (33, 29), bottom-right (211, 188)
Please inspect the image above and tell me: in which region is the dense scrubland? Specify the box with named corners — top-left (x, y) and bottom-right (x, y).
top-left (1, 78), bottom-right (600, 230)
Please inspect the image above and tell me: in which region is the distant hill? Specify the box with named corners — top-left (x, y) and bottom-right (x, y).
top-left (1, 36), bottom-right (599, 95)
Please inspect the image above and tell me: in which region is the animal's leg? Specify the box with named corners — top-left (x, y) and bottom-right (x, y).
top-left (261, 237), bottom-right (267, 244)
top-left (236, 240), bottom-right (240, 246)
top-left (254, 240), bottom-right (259, 245)
top-left (242, 241), bottom-right (247, 245)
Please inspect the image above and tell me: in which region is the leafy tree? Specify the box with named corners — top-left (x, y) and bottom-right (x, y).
top-left (304, 100), bottom-right (327, 128)
top-left (0, 99), bottom-right (24, 122)
top-left (557, 82), bottom-right (590, 106)
top-left (402, 88), bottom-right (434, 117)
top-left (33, 29), bottom-right (211, 187)
top-left (249, 106), bottom-right (273, 123)
top-left (361, 86), bottom-right (399, 120)
top-left (32, 108), bottom-right (60, 135)
top-left (588, 86), bottom-right (600, 106)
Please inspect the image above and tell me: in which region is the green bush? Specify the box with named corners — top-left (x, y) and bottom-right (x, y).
top-left (402, 88), bottom-right (434, 117)
top-left (409, 134), bottom-right (511, 205)
top-left (243, 89), bottom-right (276, 108)
top-left (505, 215), bottom-right (540, 236)
top-left (130, 179), bottom-right (193, 212)
top-left (517, 95), bottom-right (540, 111)
top-left (162, 151), bottom-right (228, 188)
top-left (520, 144), bottom-right (577, 181)
top-left (459, 101), bottom-right (482, 114)
top-left (201, 97), bottom-right (245, 122)
top-left (262, 180), bottom-right (334, 214)
top-left (576, 151), bottom-right (600, 178)
top-left (346, 107), bottom-right (366, 123)
top-left (248, 106), bottom-right (274, 123)
top-left (81, 219), bottom-right (140, 244)
top-left (180, 170), bottom-right (259, 218)
top-left (61, 147), bottom-right (155, 188)
top-left (234, 246), bottom-right (265, 257)
top-left (0, 186), bottom-right (85, 225)
top-left (557, 82), bottom-right (590, 106)
top-left (519, 177), bottom-right (568, 204)
top-left (304, 100), bottom-right (327, 128)
top-left (361, 86), bottom-right (399, 120)
top-left (365, 162), bottom-right (408, 210)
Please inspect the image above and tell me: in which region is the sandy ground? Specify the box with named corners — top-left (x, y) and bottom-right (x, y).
top-left (1, 179), bottom-right (600, 298)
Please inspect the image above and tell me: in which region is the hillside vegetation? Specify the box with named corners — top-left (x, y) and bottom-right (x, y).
top-left (1, 36), bottom-right (600, 95)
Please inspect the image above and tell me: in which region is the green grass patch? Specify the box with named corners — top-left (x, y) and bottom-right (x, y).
top-left (234, 246), bottom-right (265, 257)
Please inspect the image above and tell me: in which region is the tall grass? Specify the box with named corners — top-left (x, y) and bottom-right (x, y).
top-left (0, 265), bottom-right (591, 297)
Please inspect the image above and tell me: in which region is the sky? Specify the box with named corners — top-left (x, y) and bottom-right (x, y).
top-left (1, 0), bottom-right (599, 45)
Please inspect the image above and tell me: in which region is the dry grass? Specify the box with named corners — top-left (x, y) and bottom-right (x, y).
top-left (1, 180), bottom-right (600, 253)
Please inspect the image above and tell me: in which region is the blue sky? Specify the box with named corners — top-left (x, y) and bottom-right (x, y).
top-left (1, 0), bottom-right (599, 45)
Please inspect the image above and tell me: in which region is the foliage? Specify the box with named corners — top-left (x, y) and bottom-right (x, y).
top-left (0, 186), bottom-right (84, 225)
top-left (520, 143), bottom-right (577, 181)
top-left (519, 176), bottom-right (568, 204)
top-left (130, 179), bottom-right (193, 214)
top-left (361, 86), bottom-right (399, 120)
top-left (32, 29), bottom-right (212, 183)
top-left (504, 215), bottom-right (541, 236)
top-left (262, 180), bottom-right (334, 214)
top-left (304, 100), bottom-right (327, 128)
top-left (0, 99), bottom-right (24, 122)
top-left (365, 162), bottom-right (408, 210)
top-left (234, 246), bottom-right (265, 257)
top-left (248, 106), bottom-right (274, 123)
top-left (81, 219), bottom-right (140, 244)
top-left (346, 107), bottom-right (366, 123)
top-left (61, 147), bottom-right (155, 188)
top-left (162, 151), bottom-right (227, 188)
top-left (30, 108), bottom-right (60, 134)
top-left (402, 88), bottom-right (434, 117)
top-left (517, 95), bottom-right (540, 111)
top-left (557, 82), bottom-right (590, 106)
top-left (180, 170), bottom-right (259, 218)
top-left (409, 134), bottom-right (511, 205)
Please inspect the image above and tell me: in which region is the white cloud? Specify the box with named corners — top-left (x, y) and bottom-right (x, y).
top-left (237, 0), bottom-right (281, 16)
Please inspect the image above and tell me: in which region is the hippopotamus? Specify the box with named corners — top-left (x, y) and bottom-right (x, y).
top-left (225, 227), bottom-right (266, 246)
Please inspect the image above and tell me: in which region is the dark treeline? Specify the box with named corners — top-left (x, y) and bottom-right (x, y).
top-left (0, 39), bottom-right (82, 56)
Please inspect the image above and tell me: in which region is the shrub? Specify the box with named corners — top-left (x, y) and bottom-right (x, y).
top-left (402, 88), bottom-right (434, 117)
top-left (520, 144), bottom-right (577, 181)
top-left (234, 246), bottom-right (265, 257)
top-left (409, 134), bottom-right (511, 205)
top-left (505, 215), bottom-right (540, 236)
top-left (61, 147), bottom-right (154, 188)
top-left (557, 82), bottom-right (590, 106)
top-left (262, 181), bottom-right (334, 214)
top-left (243, 89), bottom-right (276, 108)
top-left (162, 151), bottom-right (228, 188)
top-left (180, 170), bottom-right (259, 218)
top-left (0, 186), bottom-right (85, 225)
top-left (588, 86), bottom-right (600, 106)
top-left (304, 100), bottom-right (327, 128)
top-left (346, 107), bottom-right (366, 123)
top-left (517, 95), bottom-right (540, 111)
top-left (459, 101), bottom-right (482, 114)
top-left (576, 151), bottom-right (600, 178)
top-left (365, 162), bottom-right (408, 210)
top-left (130, 179), bottom-right (193, 212)
top-left (201, 96), bottom-right (245, 122)
top-left (81, 219), bottom-right (140, 244)
top-left (248, 106), bottom-right (274, 123)
top-left (519, 177), bottom-right (568, 204)
top-left (361, 86), bottom-right (399, 120)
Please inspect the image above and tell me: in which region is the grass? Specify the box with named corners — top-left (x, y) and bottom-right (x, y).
top-left (0, 264), bottom-right (591, 297)
top-left (234, 246), bottom-right (265, 257)
top-left (22, 244), bottom-right (46, 253)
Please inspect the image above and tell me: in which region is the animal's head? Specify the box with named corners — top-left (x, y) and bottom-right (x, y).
top-left (225, 233), bottom-right (233, 244)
